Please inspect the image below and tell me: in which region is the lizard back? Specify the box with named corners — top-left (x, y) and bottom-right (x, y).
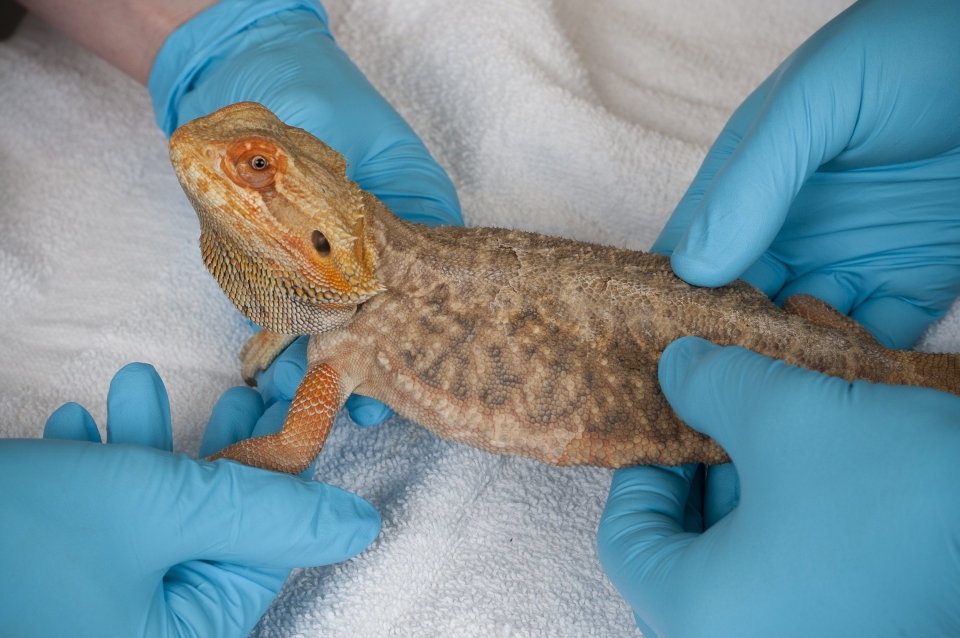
top-left (312, 209), bottom-right (956, 467)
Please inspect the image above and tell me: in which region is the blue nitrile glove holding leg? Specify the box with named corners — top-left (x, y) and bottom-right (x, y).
top-left (597, 337), bottom-right (960, 638)
top-left (649, 0), bottom-right (960, 537)
top-left (0, 363), bottom-right (380, 637)
top-left (150, 0), bottom-right (464, 427)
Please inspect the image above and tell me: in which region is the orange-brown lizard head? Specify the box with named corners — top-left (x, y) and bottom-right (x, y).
top-left (168, 102), bottom-right (383, 334)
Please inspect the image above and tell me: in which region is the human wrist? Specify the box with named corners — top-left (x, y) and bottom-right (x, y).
top-left (19, 0), bottom-right (220, 84)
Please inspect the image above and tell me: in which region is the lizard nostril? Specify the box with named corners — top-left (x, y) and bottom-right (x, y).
top-left (311, 230), bottom-right (331, 257)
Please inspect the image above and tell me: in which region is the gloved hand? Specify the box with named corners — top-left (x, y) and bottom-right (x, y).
top-left (651, 0), bottom-right (960, 534)
top-left (597, 337), bottom-right (960, 638)
top-left (0, 363), bottom-right (380, 638)
top-left (150, 0), bottom-right (464, 426)
top-left (652, 0), bottom-right (960, 351)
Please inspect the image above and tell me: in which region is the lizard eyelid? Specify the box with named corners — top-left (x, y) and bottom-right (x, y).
top-left (311, 230), bottom-right (331, 257)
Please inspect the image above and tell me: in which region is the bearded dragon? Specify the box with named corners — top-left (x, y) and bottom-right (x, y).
top-left (169, 102), bottom-right (960, 474)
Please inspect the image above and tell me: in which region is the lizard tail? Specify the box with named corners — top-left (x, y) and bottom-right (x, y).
top-left (781, 295), bottom-right (960, 397)
top-left (890, 350), bottom-right (960, 397)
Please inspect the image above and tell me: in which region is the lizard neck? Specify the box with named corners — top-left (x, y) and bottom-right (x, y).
top-left (366, 198), bottom-right (454, 294)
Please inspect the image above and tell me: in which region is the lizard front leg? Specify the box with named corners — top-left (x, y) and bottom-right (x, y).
top-left (239, 329), bottom-right (299, 386)
top-left (207, 363), bottom-right (348, 474)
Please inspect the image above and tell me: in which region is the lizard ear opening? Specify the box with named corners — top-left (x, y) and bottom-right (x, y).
top-left (311, 230), bottom-right (331, 257)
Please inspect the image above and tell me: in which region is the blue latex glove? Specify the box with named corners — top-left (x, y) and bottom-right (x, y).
top-left (652, 0), bottom-right (960, 351)
top-left (651, 0), bottom-right (960, 535)
top-left (597, 337), bottom-right (960, 638)
top-left (0, 363), bottom-right (380, 638)
top-left (150, 0), bottom-right (464, 427)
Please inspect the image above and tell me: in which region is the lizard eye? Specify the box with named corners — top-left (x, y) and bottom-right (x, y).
top-left (235, 150), bottom-right (277, 188)
top-left (311, 230), bottom-right (331, 257)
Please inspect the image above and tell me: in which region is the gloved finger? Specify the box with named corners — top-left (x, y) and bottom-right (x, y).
top-left (105, 363), bottom-right (173, 451)
top-left (256, 335), bottom-right (308, 407)
top-left (651, 76), bottom-right (773, 256)
top-left (703, 463), bottom-right (740, 529)
top-left (738, 252), bottom-right (790, 300)
top-left (154, 455), bottom-right (380, 569)
top-left (669, 44), bottom-right (863, 288)
top-left (251, 400), bottom-right (317, 479)
top-left (597, 464), bottom-right (698, 626)
top-left (355, 143), bottom-right (463, 228)
top-left (657, 336), bottom-right (848, 476)
top-left (162, 560), bottom-right (291, 638)
top-left (199, 386), bottom-right (264, 458)
top-left (255, 337), bottom-right (400, 430)
top-left (851, 296), bottom-right (943, 350)
top-left (43, 402), bottom-right (101, 443)
top-left (345, 394), bottom-right (394, 427)
top-left (772, 271), bottom-right (941, 349)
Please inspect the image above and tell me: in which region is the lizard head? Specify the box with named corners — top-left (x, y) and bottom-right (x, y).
top-left (168, 102), bottom-right (382, 334)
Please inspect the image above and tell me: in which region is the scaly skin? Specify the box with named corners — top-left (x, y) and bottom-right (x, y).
top-left (170, 102), bottom-right (960, 473)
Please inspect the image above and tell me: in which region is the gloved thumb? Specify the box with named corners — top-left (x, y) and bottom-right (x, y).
top-left (650, 76), bottom-right (772, 257)
top-left (668, 35), bottom-right (862, 290)
top-left (174, 460), bottom-right (379, 566)
top-left (657, 336), bottom-right (857, 480)
top-left (597, 463), bottom-right (698, 636)
top-left (657, 337), bottom-right (785, 475)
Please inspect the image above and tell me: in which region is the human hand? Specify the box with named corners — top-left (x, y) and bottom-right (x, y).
top-left (597, 337), bottom-right (960, 638)
top-left (652, 0), bottom-right (960, 350)
top-left (151, 0), bottom-right (463, 425)
top-left (0, 362), bottom-right (380, 638)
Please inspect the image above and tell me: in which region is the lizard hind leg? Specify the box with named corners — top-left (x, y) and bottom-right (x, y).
top-left (781, 294), bottom-right (880, 344)
top-left (207, 363), bottom-right (347, 474)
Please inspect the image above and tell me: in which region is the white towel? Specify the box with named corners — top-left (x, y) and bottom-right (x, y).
top-left (3, 1), bottom-right (953, 636)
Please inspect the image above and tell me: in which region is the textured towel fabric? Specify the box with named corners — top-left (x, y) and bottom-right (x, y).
top-left (2, 1), bottom-right (955, 636)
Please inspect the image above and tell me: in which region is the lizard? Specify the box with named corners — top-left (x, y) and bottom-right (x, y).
top-left (168, 101), bottom-right (960, 474)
